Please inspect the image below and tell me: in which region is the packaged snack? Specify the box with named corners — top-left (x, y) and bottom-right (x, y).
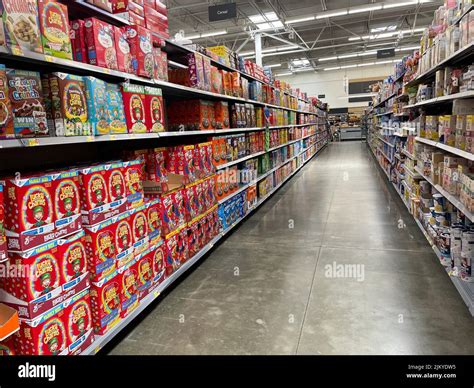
top-left (84, 17), bottom-right (118, 70)
top-left (84, 76), bottom-right (109, 135)
top-left (57, 230), bottom-right (88, 285)
top-left (126, 25), bottom-right (154, 78)
top-left (38, 0), bottom-right (72, 59)
top-left (89, 271), bottom-right (121, 335)
top-left (114, 26), bottom-right (133, 74)
top-left (70, 19), bottom-right (87, 63)
top-left (0, 0), bottom-right (42, 54)
top-left (52, 169), bottom-right (82, 235)
top-left (0, 64), bottom-right (14, 138)
top-left (122, 83), bottom-right (148, 133)
top-left (117, 260), bottom-right (139, 318)
top-left (214, 101), bottom-right (229, 129)
top-left (4, 173), bottom-right (56, 251)
top-left (160, 192), bottom-right (178, 236)
top-left (16, 308), bottom-right (68, 355)
top-left (49, 72), bottom-right (91, 136)
top-left (64, 290), bottom-right (94, 354)
top-left (114, 212), bottom-right (133, 269)
top-left (6, 69), bottom-right (48, 137)
top-left (84, 216), bottom-right (117, 282)
top-left (144, 86), bottom-right (164, 132)
top-left (106, 83), bottom-right (127, 134)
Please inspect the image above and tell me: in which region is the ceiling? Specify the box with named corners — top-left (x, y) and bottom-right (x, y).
top-left (167, 0), bottom-right (442, 74)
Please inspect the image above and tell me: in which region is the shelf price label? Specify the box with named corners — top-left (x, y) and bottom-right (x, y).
top-left (11, 47), bottom-right (23, 56)
top-left (86, 136), bottom-right (95, 142)
top-left (109, 135), bottom-right (117, 141)
top-left (44, 55), bottom-right (55, 63)
top-left (21, 138), bottom-right (39, 147)
top-left (153, 290), bottom-right (160, 298)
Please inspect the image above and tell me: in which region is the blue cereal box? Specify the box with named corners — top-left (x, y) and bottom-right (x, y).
top-left (84, 77), bottom-right (109, 135)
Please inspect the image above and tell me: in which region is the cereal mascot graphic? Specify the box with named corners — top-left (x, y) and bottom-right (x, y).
top-left (39, 318), bottom-right (66, 355)
top-left (22, 186), bottom-right (53, 229)
top-left (55, 180), bottom-right (79, 218)
top-left (33, 254), bottom-right (60, 297)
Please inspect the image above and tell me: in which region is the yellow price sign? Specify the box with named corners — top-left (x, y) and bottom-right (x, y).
top-left (153, 290), bottom-right (160, 298)
top-left (94, 347), bottom-right (101, 354)
top-left (44, 55), bottom-right (55, 63)
top-left (11, 47), bottom-right (22, 56)
top-left (86, 136), bottom-right (95, 142)
top-left (109, 135), bottom-right (117, 141)
top-left (26, 139), bottom-right (39, 147)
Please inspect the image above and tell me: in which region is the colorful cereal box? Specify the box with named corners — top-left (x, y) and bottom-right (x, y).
top-left (0, 0), bottom-right (42, 54)
top-left (38, 0), bottom-right (72, 59)
top-left (70, 19), bottom-right (87, 63)
top-left (57, 230), bottom-right (88, 285)
top-left (144, 86), bottom-right (164, 133)
top-left (6, 69), bottom-right (48, 137)
top-left (106, 162), bottom-right (126, 203)
top-left (64, 290), bottom-right (94, 355)
top-left (78, 164), bottom-right (109, 212)
top-left (114, 211), bottom-right (133, 270)
top-left (135, 245), bottom-right (154, 299)
top-left (121, 83), bottom-right (148, 133)
top-left (126, 25), bottom-right (154, 78)
top-left (117, 260), bottom-right (139, 318)
top-left (84, 76), bottom-right (109, 135)
top-left (124, 159), bottom-right (144, 208)
top-left (151, 242), bottom-right (165, 285)
top-left (106, 83), bottom-right (127, 134)
top-left (84, 17), bottom-right (118, 70)
top-left (0, 183), bottom-right (6, 262)
top-left (114, 26), bottom-right (133, 74)
top-left (0, 65), bottom-right (14, 138)
top-left (52, 169), bottom-right (82, 235)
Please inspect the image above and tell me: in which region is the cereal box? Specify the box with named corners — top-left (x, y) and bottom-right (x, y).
top-left (64, 290), bottom-right (94, 355)
top-left (135, 244), bottom-right (154, 299)
top-left (121, 83), bottom-right (148, 133)
top-left (78, 164), bottom-right (109, 212)
top-left (0, 65), bottom-right (14, 138)
top-left (0, 336), bottom-right (15, 355)
top-left (4, 173), bottom-right (56, 251)
top-left (106, 162), bottom-right (126, 203)
top-left (89, 270), bottom-right (121, 335)
top-left (93, 0), bottom-right (128, 14)
top-left (144, 86), bottom-right (164, 133)
top-left (124, 159), bottom-right (145, 208)
top-left (49, 72), bottom-right (91, 136)
top-left (70, 19), bottom-right (87, 63)
top-left (187, 218), bottom-right (199, 257)
top-left (38, 0), bottom-right (72, 59)
top-left (84, 17), bottom-right (118, 70)
top-left (84, 217), bottom-right (117, 282)
top-left (106, 83), bottom-right (127, 134)
top-left (57, 230), bottom-right (88, 285)
top-left (164, 228), bottom-right (180, 276)
top-left (146, 198), bottom-right (161, 245)
top-left (114, 211), bottom-right (133, 270)
top-left (84, 76), bottom-right (109, 135)
top-left (16, 307), bottom-right (68, 355)
top-left (114, 26), bottom-right (133, 74)
top-left (126, 25), bottom-right (154, 78)
top-left (117, 260), bottom-right (139, 318)
top-left (0, 0), bottom-right (42, 54)
top-left (0, 183), bottom-right (6, 262)
top-left (130, 205), bottom-right (149, 256)
top-left (151, 242), bottom-right (165, 285)
top-left (52, 169), bottom-right (82, 235)
top-left (6, 69), bottom-right (48, 137)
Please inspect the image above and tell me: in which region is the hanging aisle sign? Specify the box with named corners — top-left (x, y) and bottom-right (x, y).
top-left (377, 49), bottom-right (395, 59)
top-left (209, 3), bottom-right (237, 22)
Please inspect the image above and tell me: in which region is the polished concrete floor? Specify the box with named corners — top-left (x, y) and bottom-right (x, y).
top-left (108, 142), bottom-right (474, 355)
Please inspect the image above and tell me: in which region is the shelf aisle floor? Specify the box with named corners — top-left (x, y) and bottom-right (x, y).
top-left (107, 142), bottom-right (474, 355)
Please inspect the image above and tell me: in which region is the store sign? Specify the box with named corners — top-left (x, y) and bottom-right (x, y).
top-left (318, 94), bottom-right (326, 99)
top-left (377, 49), bottom-right (395, 59)
top-left (209, 3), bottom-right (237, 22)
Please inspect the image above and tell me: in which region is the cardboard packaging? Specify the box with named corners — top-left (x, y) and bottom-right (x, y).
top-left (84, 18), bottom-right (118, 70)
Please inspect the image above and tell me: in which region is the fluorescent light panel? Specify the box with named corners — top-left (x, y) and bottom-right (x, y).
top-left (187, 30), bottom-right (227, 39)
top-left (323, 58), bottom-right (401, 71)
top-left (266, 63), bottom-right (282, 68)
top-left (276, 72), bottom-right (293, 76)
top-left (286, 16), bottom-right (315, 24)
top-left (348, 5), bottom-right (382, 14)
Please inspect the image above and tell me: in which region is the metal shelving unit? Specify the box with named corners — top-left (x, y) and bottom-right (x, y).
top-left (415, 137), bottom-right (474, 161)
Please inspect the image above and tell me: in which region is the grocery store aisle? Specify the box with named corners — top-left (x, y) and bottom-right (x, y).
top-left (108, 142), bottom-right (474, 355)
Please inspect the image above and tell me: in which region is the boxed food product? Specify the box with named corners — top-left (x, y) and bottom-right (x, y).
top-left (187, 52), bottom-right (205, 90)
top-left (117, 260), bottom-right (139, 318)
top-left (124, 159), bottom-right (145, 208)
top-left (52, 169), bottom-right (82, 235)
top-left (135, 244), bottom-right (154, 299)
top-left (6, 69), bottom-right (48, 137)
top-left (84, 76), bottom-right (109, 135)
top-left (0, 0), bottom-right (42, 54)
top-left (114, 212), bottom-right (133, 270)
top-left (78, 164), bottom-right (109, 212)
top-left (38, 0), bottom-right (72, 60)
top-left (126, 25), bottom-right (153, 78)
top-left (0, 65), bottom-right (14, 138)
top-left (70, 19), bottom-right (88, 63)
top-left (211, 66), bottom-right (223, 95)
top-left (159, 191), bottom-right (178, 236)
top-left (84, 18), bottom-right (118, 70)
top-left (89, 270), bottom-right (121, 335)
top-left (106, 83), bottom-right (127, 134)
top-left (121, 83), bottom-right (148, 133)
top-left (0, 183), bottom-right (5, 262)
top-left (153, 46), bottom-right (168, 81)
top-left (57, 230), bottom-right (87, 286)
top-left (49, 72), bottom-right (91, 136)
top-left (93, 0), bottom-right (128, 13)
top-left (113, 26), bottom-right (133, 74)
top-left (151, 241), bottom-right (165, 285)
top-left (15, 306), bottom-right (68, 355)
top-left (84, 217), bottom-right (117, 282)
top-left (0, 336), bottom-right (15, 355)
top-left (146, 198), bottom-right (161, 245)
top-left (144, 86), bottom-right (164, 132)
top-left (164, 227), bottom-right (180, 276)
top-left (106, 162), bottom-right (126, 203)
top-left (214, 101), bottom-right (230, 129)
top-left (130, 204), bottom-right (149, 255)
top-left (63, 290), bottom-right (94, 354)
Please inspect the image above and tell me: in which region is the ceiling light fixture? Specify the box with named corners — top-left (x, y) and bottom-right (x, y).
top-left (276, 72), bottom-right (293, 76)
top-left (323, 58), bottom-right (401, 71)
top-left (315, 10), bottom-right (348, 19)
top-left (188, 30), bottom-right (227, 39)
top-left (318, 56), bottom-right (338, 62)
top-left (285, 16), bottom-right (316, 24)
top-left (349, 5), bottom-right (383, 14)
top-left (266, 63), bottom-right (282, 68)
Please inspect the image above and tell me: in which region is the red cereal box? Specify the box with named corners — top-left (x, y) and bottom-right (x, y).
top-left (171, 189), bottom-right (186, 229)
top-left (84, 217), bottom-right (117, 282)
top-left (93, 0), bottom-right (128, 13)
top-left (70, 19), bottom-right (88, 63)
top-left (124, 159), bottom-right (145, 208)
top-left (84, 18), bottom-right (118, 69)
top-left (57, 230), bottom-right (88, 285)
top-left (146, 198), bottom-right (161, 245)
top-left (135, 245), bottom-right (154, 299)
top-left (151, 242), bottom-right (165, 286)
top-left (164, 228), bottom-right (180, 276)
top-left (114, 26), bottom-right (133, 74)
top-left (198, 213), bottom-right (207, 247)
top-left (177, 226), bottom-right (189, 264)
top-left (16, 307), bottom-right (68, 355)
top-left (52, 169), bottom-right (82, 236)
top-left (130, 204), bottom-right (149, 255)
top-left (146, 147), bottom-right (168, 186)
top-left (89, 271), bottom-right (121, 335)
top-left (0, 183), bottom-right (6, 262)
top-left (117, 260), bottom-right (139, 318)
top-left (144, 86), bottom-right (164, 133)
top-left (121, 83), bottom-right (148, 134)
top-left (106, 162), bottom-right (127, 203)
top-left (4, 174), bottom-right (56, 252)
top-left (126, 25), bottom-right (154, 78)
top-left (183, 145), bottom-right (196, 184)
top-left (64, 289), bottom-right (94, 355)
top-left (114, 212), bottom-right (134, 270)
top-left (187, 218), bottom-right (199, 257)
top-left (0, 336), bottom-right (15, 355)
top-left (183, 182), bottom-right (199, 222)
top-left (159, 192), bottom-right (176, 236)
